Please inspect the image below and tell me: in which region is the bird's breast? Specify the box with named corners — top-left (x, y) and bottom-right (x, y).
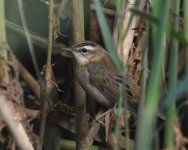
top-left (75, 66), bottom-right (90, 85)
top-left (75, 66), bottom-right (114, 108)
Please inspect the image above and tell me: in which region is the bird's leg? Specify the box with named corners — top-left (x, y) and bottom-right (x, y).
top-left (91, 108), bottom-right (114, 142)
top-left (92, 108), bottom-right (113, 124)
top-left (90, 109), bottom-right (105, 126)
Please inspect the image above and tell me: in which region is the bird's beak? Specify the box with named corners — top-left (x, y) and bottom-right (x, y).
top-left (59, 47), bottom-right (74, 58)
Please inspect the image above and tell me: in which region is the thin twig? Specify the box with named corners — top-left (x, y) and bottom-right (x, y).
top-left (37, 0), bottom-right (54, 149)
top-left (80, 109), bottom-right (104, 150)
top-left (16, 58), bottom-right (40, 99)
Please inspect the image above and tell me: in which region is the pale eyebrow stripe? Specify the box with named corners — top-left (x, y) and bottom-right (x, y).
top-left (73, 41), bottom-right (97, 47)
top-left (80, 45), bottom-right (96, 51)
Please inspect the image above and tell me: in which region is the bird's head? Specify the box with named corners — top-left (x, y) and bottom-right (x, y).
top-left (62, 41), bottom-right (108, 66)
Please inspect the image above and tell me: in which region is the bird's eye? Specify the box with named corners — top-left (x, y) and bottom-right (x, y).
top-left (80, 48), bottom-right (88, 53)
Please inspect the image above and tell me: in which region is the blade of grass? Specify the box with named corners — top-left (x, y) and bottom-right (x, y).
top-left (130, 7), bottom-right (159, 24)
top-left (185, 0), bottom-right (188, 73)
top-left (136, 1), bottom-right (150, 148)
top-left (0, 0), bottom-right (7, 59)
top-left (114, 0), bottom-right (131, 148)
top-left (130, 8), bottom-right (187, 44)
top-left (165, 0), bottom-right (180, 148)
top-left (0, 0), bottom-right (9, 83)
top-left (17, 0), bottom-right (40, 78)
top-left (136, 0), bottom-right (171, 149)
top-left (94, 0), bottom-right (122, 71)
top-left (94, 0), bottom-right (132, 148)
top-left (94, 1), bottom-right (124, 148)
top-left (161, 75), bottom-right (188, 110)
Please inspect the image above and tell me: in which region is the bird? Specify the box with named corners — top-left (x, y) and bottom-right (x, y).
top-left (59, 41), bottom-right (165, 120)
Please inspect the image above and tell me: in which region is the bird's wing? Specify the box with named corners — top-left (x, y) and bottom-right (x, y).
top-left (87, 63), bottom-right (165, 119)
top-left (87, 62), bottom-right (134, 104)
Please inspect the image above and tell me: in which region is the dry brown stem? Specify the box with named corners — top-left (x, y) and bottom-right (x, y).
top-left (0, 95), bottom-right (34, 150)
top-left (72, 0), bottom-right (89, 149)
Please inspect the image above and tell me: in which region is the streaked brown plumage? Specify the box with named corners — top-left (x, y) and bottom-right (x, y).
top-left (60, 41), bottom-right (165, 119)
top-left (61, 41), bottom-right (139, 114)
